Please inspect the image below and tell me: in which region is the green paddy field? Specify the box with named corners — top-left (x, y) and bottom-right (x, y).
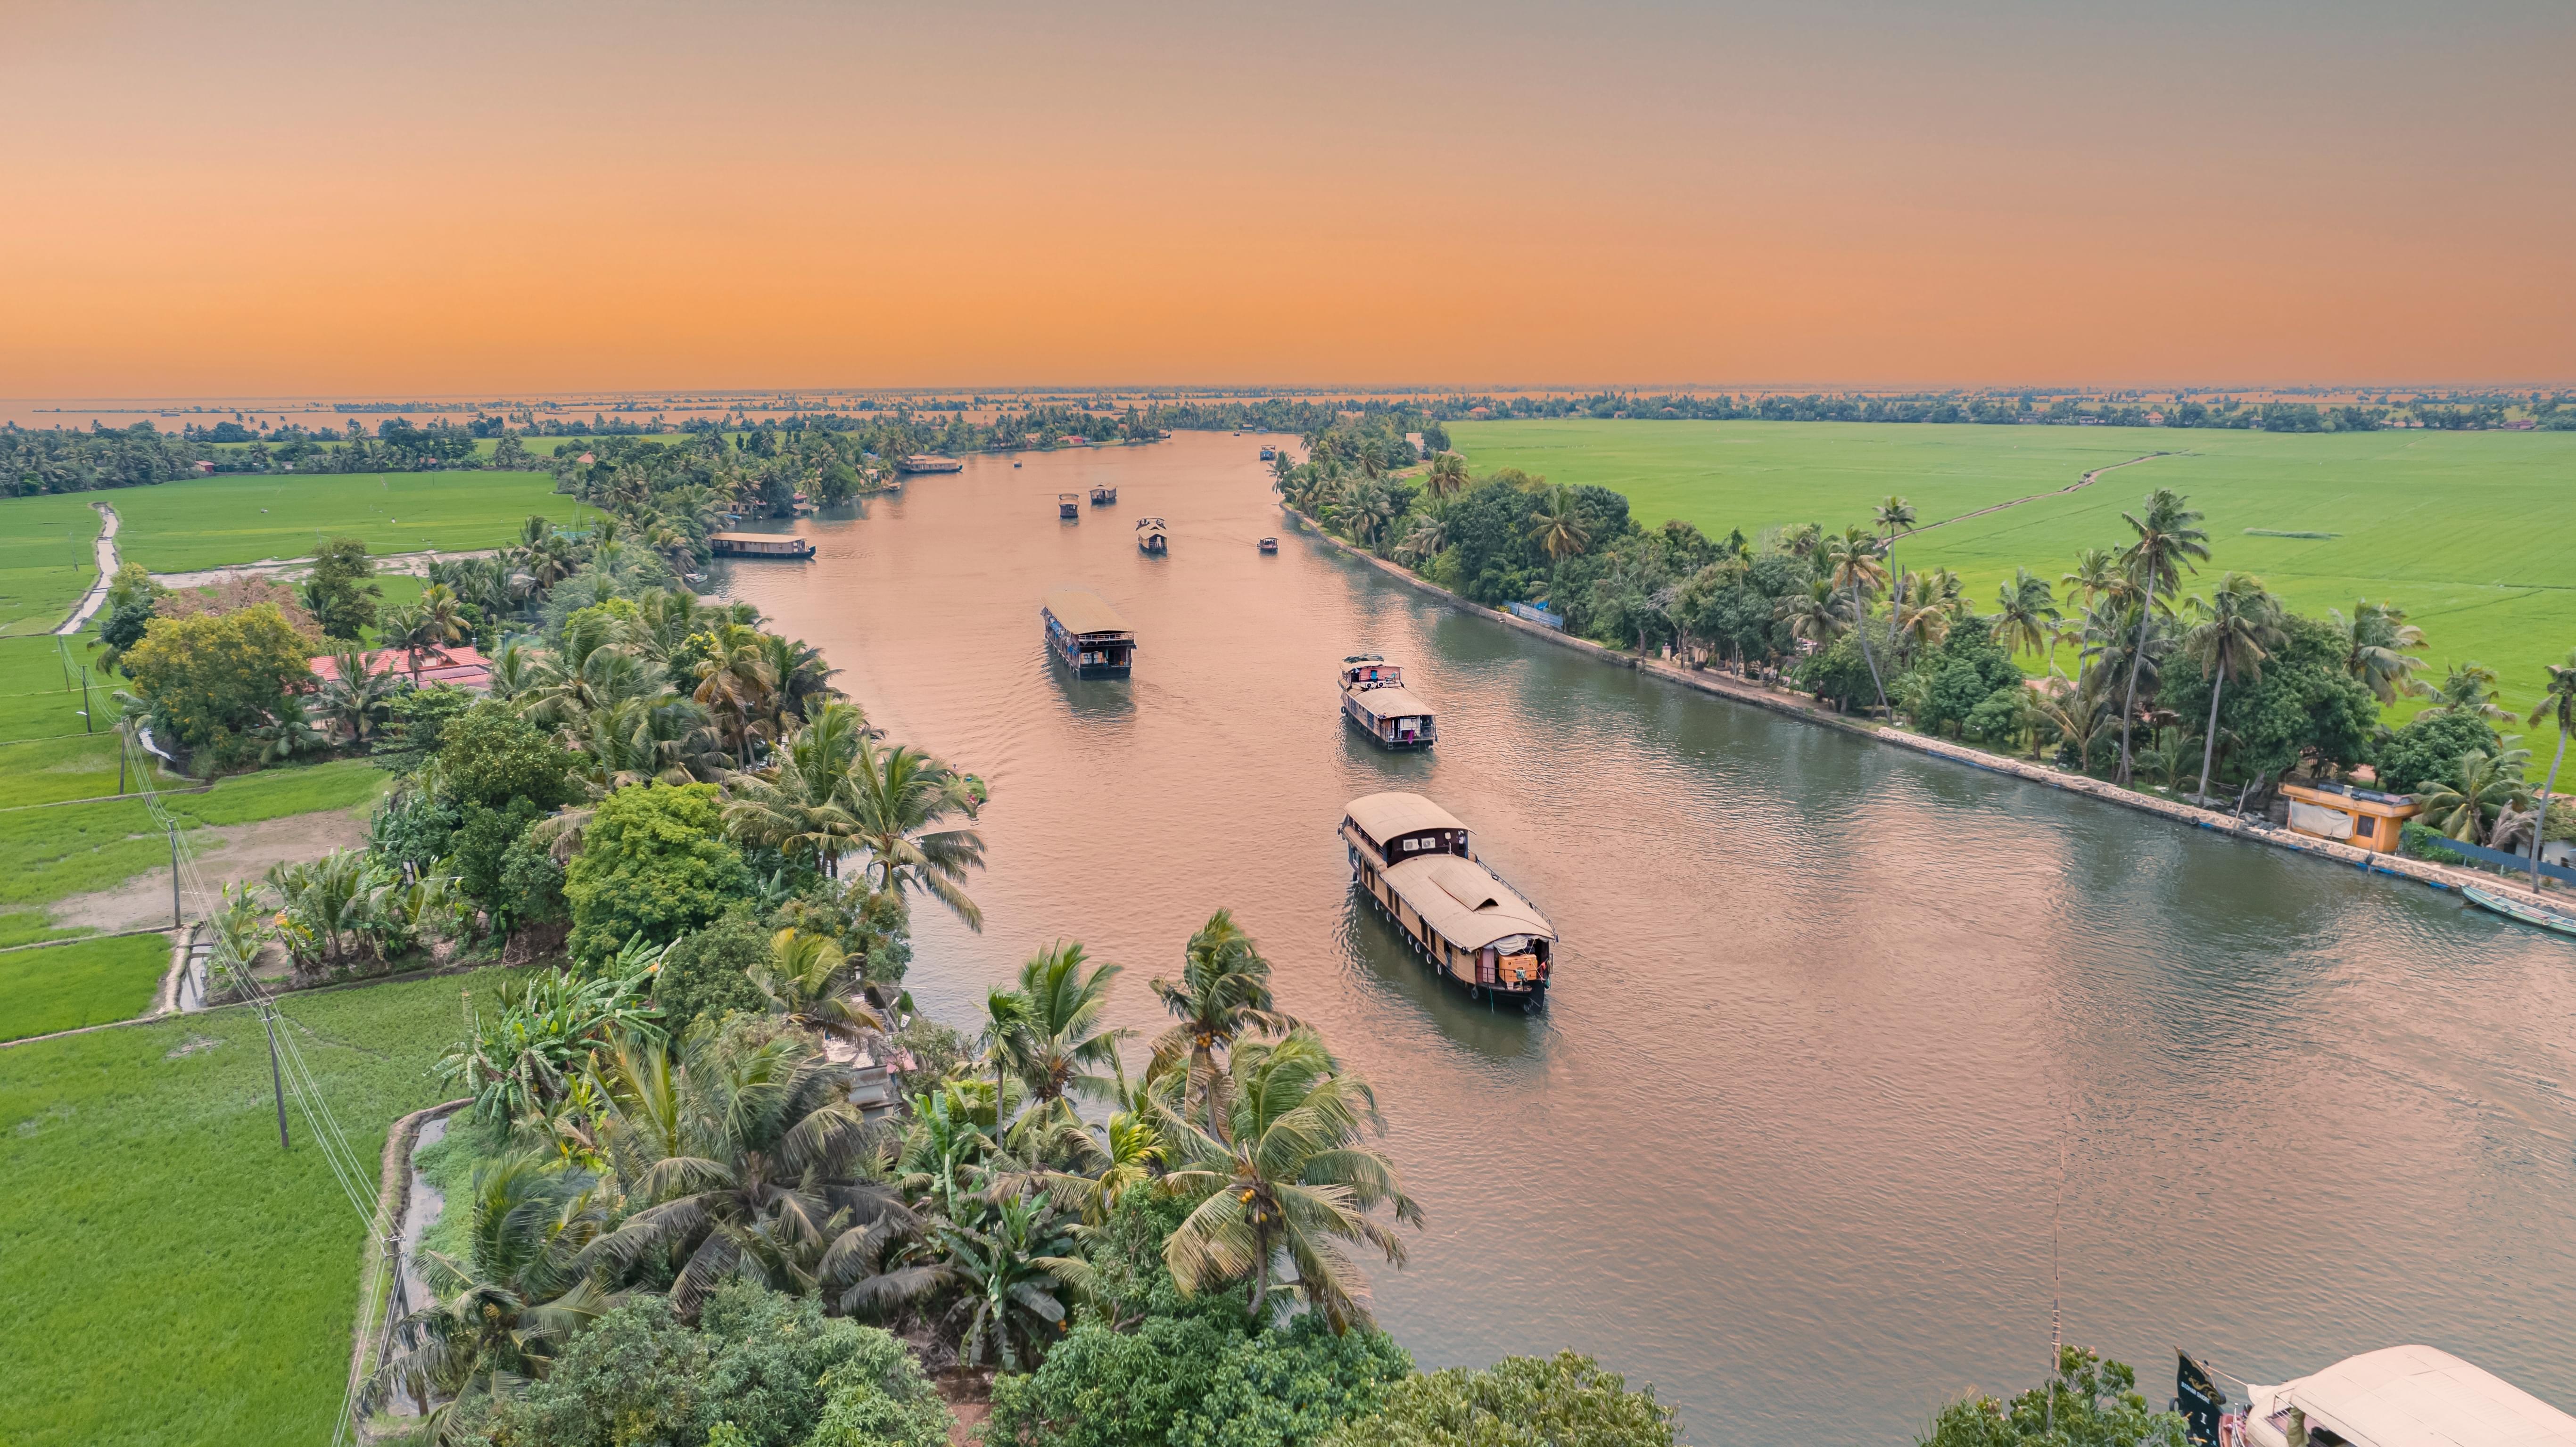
top-left (106, 469), bottom-right (589, 573)
top-left (1451, 420), bottom-right (2576, 715)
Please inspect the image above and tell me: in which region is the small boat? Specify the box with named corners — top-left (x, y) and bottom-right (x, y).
top-left (1090, 484), bottom-right (1117, 505)
top-left (2462, 885), bottom-right (2576, 938)
top-left (1339, 654), bottom-right (1434, 748)
top-left (1135, 517), bottom-right (1168, 554)
top-left (1040, 589), bottom-right (1134, 679)
top-left (1259, 446), bottom-right (1277, 461)
top-left (2225, 1344), bottom-right (2576, 1447)
top-left (709, 532), bottom-right (814, 559)
top-left (1057, 493), bottom-right (1081, 519)
top-left (1339, 792), bottom-right (1553, 1003)
top-left (1013, 461), bottom-right (1022, 468)
top-left (1258, 536), bottom-right (1279, 554)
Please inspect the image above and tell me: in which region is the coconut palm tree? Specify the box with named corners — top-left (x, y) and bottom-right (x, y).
top-left (2421, 662), bottom-right (2515, 724)
top-left (691, 622), bottom-right (777, 768)
top-left (2180, 572), bottom-right (2287, 803)
top-left (313, 647), bottom-right (398, 743)
top-left (1155, 1028), bottom-right (1423, 1332)
top-left (1780, 522), bottom-right (1823, 562)
top-left (844, 739), bottom-right (988, 931)
top-left (2113, 489), bottom-right (2210, 784)
top-left (2031, 668), bottom-right (2113, 770)
top-left (2411, 746), bottom-right (2533, 845)
top-left (757, 632), bottom-right (840, 731)
top-left (1874, 495), bottom-right (1916, 656)
top-left (1526, 485), bottom-right (1592, 601)
top-left (2328, 599), bottom-right (2429, 705)
top-left (2061, 547), bottom-right (2127, 613)
top-left (1991, 569), bottom-right (2060, 663)
top-left (723, 701), bottom-right (867, 876)
top-left (1149, 909), bottom-right (1296, 1138)
top-left (1775, 580), bottom-right (1849, 652)
top-left (977, 983), bottom-right (1037, 1148)
top-left (1011, 941), bottom-right (1128, 1110)
top-left (585, 1034), bottom-right (910, 1321)
top-left (1421, 451), bottom-right (1469, 501)
top-left (755, 928), bottom-right (885, 1045)
top-left (2524, 650), bottom-right (2576, 887)
top-left (1392, 511), bottom-right (1450, 566)
top-left (1821, 526), bottom-right (1889, 712)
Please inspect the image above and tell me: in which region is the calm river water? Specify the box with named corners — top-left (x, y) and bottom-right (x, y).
top-left (712, 432), bottom-right (2576, 1443)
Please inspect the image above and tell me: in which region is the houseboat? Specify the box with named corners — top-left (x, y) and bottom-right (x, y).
top-left (1340, 793), bottom-right (1553, 1003)
top-left (897, 454), bottom-right (964, 474)
top-left (1258, 536), bottom-right (1279, 554)
top-left (1057, 493), bottom-right (1082, 519)
top-left (1339, 655), bottom-right (1436, 749)
top-left (1135, 517), bottom-right (1168, 554)
top-left (1090, 484), bottom-right (1118, 505)
top-left (1259, 446), bottom-right (1278, 461)
top-left (1040, 590), bottom-right (1135, 679)
top-left (709, 532), bottom-right (815, 559)
top-left (2218, 1345), bottom-right (2576, 1447)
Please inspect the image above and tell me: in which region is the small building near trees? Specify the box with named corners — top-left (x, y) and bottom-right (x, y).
top-left (2279, 781), bottom-right (2419, 853)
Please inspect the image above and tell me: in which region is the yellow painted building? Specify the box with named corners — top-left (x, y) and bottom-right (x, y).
top-left (2280, 782), bottom-right (2419, 854)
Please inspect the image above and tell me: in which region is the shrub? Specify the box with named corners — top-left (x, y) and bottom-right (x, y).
top-left (438, 701), bottom-right (581, 810)
top-left (563, 784), bottom-right (754, 966)
top-left (1915, 1348), bottom-right (2186, 1447)
top-left (1318, 1353), bottom-right (1676, 1447)
top-left (653, 914), bottom-right (772, 1038)
top-left (2375, 709), bottom-right (2501, 796)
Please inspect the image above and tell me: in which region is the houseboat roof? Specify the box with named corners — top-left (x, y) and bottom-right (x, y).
top-left (1042, 589), bottom-right (1132, 637)
top-left (1348, 685), bottom-right (1434, 723)
top-left (1346, 791), bottom-right (1466, 845)
top-left (2249, 1346), bottom-right (2576, 1447)
top-left (1382, 853), bottom-right (1555, 952)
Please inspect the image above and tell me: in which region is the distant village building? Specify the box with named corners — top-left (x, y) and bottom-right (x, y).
top-left (313, 644), bottom-right (491, 691)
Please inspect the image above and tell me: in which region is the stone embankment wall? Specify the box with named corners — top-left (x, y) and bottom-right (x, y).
top-left (1284, 508), bottom-right (2566, 915)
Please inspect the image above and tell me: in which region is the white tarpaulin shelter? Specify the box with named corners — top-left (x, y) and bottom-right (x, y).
top-left (2287, 799), bottom-right (2357, 841)
top-left (2243, 1346), bottom-right (2576, 1447)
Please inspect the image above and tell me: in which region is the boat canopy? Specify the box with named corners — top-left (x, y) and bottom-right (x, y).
top-left (1381, 853), bottom-right (1555, 952)
top-left (2247, 1346), bottom-right (2576, 1447)
top-left (1042, 589), bottom-right (1132, 637)
top-left (1348, 685), bottom-right (1434, 724)
top-left (1345, 791), bottom-right (1467, 847)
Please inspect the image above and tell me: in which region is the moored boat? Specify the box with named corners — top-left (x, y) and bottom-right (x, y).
top-left (709, 532), bottom-right (814, 559)
top-left (1339, 792), bottom-right (1553, 1003)
top-left (897, 454), bottom-right (964, 474)
top-left (2462, 885), bottom-right (2576, 939)
top-left (1339, 654), bottom-right (1435, 749)
top-left (1040, 589), bottom-right (1135, 678)
top-left (2220, 1345), bottom-right (2576, 1447)
top-left (1135, 517), bottom-right (1168, 554)
top-left (1090, 484), bottom-right (1118, 505)
top-left (1057, 492), bottom-right (1081, 519)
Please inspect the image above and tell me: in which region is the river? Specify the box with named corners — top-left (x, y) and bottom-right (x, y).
top-left (710, 431), bottom-right (2576, 1444)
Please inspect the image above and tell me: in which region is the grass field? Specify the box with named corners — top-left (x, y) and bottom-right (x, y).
top-left (0, 759), bottom-right (391, 914)
top-left (0, 494), bottom-right (106, 635)
top-left (0, 733), bottom-right (160, 808)
top-left (0, 934), bottom-right (175, 1043)
top-left (10, 470), bottom-right (595, 575)
top-left (1452, 420), bottom-right (2576, 715)
top-left (0, 968), bottom-right (495, 1445)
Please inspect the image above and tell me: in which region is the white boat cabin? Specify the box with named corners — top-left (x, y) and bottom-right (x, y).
top-left (2237, 1346), bottom-right (2576, 1447)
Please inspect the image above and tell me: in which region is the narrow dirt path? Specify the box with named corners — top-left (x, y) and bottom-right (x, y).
top-left (1909, 451), bottom-right (2178, 534)
top-left (53, 502), bottom-right (121, 635)
top-left (152, 544), bottom-right (504, 590)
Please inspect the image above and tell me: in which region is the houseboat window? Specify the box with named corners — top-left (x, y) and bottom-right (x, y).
top-left (1402, 838), bottom-right (1419, 851)
top-left (2353, 816), bottom-right (2375, 839)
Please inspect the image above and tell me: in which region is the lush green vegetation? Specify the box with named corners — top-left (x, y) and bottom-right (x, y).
top-left (0, 732), bottom-right (135, 806)
top-left (0, 759), bottom-right (390, 913)
top-left (100, 470), bottom-right (590, 573)
top-left (1450, 419), bottom-right (2576, 716)
top-left (0, 933), bottom-right (171, 1042)
top-left (0, 968), bottom-right (504, 1447)
top-left (1918, 1347), bottom-right (2186, 1447)
top-left (0, 493), bottom-right (106, 634)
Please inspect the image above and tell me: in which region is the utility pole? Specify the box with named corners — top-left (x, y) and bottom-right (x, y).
top-left (168, 822), bottom-right (182, 929)
top-left (80, 667), bottom-right (93, 734)
top-left (259, 1003), bottom-right (291, 1151)
top-left (2048, 1131), bottom-right (2065, 1438)
top-left (118, 724), bottom-right (128, 796)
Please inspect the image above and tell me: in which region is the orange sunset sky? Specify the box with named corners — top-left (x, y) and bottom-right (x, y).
top-left (5, 0), bottom-right (2571, 396)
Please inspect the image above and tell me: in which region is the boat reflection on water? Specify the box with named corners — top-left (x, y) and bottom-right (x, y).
top-left (1337, 907), bottom-right (1540, 1063)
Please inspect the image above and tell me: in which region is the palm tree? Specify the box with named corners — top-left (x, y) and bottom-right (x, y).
top-left (585, 1034), bottom-right (910, 1321)
top-left (1525, 485), bottom-right (1592, 602)
top-left (313, 647), bottom-right (397, 743)
top-left (723, 701), bottom-right (867, 876)
top-left (1774, 580), bottom-right (1848, 651)
top-left (2113, 489), bottom-right (2210, 784)
top-left (1421, 452), bottom-right (1469, 501)
top-left (2180, 572), bottom-right (2287, 803)
top-left (1780, 523), bottom-right (1823, 562)
top-left (2328, 600), bottom-right (2429, 705)
top-left (2421, 662), bottom-right (2515, 724)
top-left (844, 738), bottom-right (988, 930)
top-left (1011, 941), bottom-right (1128, 1110)
top-left (1150, 909), bottom-right (1296, 1138)
top-left (755, 928), bottom-right (885, 1045)
top-left (2525, 650), bottom-right (2576, 887)
top-left (418, 582), bottom-right (469, 652)
top-left (1155, 1028), bottom-right (1423, 1332)
top-left (927, 1194), bottom-right (1081, 1372)
top-left (2061, 548), bottom-right (2127, 613)
top-left (379, 602), bottom-right (435, 682)
top-left (2411, 746), bottom-right (2533, 845)
top-left (978, 984), bottom-right (1037, 1148)
top-left (1874, 495), bottom-right (1916, 657)
top-left (2031, 668), bottom-right (2112, 769)
top-left (1991, 569), bottom-right (2060, 663)
top-left (691, 622), bottom-right (777, 768)
top-left (1391, 511), bottom-right (1449, 566)
top-left (1821, 526), bottom-right (1889, 712)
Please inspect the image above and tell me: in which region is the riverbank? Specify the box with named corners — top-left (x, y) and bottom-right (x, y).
top-left (1280, 505), bottom-right (2570, 921)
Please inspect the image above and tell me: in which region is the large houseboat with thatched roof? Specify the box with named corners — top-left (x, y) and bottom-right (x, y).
top-left (1339, 792), bottom-right (1554, 1004)
top-left (1041, 589), bottom-right (1135, 678)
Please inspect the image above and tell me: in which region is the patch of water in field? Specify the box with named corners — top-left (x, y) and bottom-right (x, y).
top-left (710, 432), bottom-right (2576, 1445)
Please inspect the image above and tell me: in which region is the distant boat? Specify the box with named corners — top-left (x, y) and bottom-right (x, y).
top-left (2462, 885), bottom-right (2576, 939)
top-left (1339, 654), bottom-right (1435, 749)
top-left (1090, 484), bottom-right (1117, 505)
top-left (898, 454), bottom-right (963, 474)
top-left (1057, 493), bottom-right (1081, 519)
top-left (1134, 517), bottom-right (1168, 554)
top-left (1259, 446), bottom-right (1277, 460)
top-left (709, 532), bottom-right (814, 559)
top-left (1258, 536), bottom-right (1279, 553)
